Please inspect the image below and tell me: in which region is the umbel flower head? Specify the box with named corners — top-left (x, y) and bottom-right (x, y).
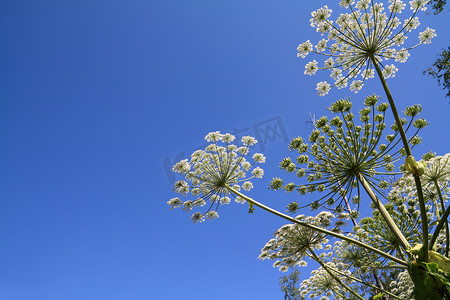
top-left (298, 0), bottom-right (437, 96)
top-left (168, 131), bottom-right (265, 223)
top-left (258, 211), bottom-right (335, 272)
top-left (269, 95), bottom-right (427, 215)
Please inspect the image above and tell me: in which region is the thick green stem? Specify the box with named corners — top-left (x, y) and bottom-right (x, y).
top-left (227, 185), bottom-right (408, 266)
top-left (357, 173), bottom-right (411, 250)
top-left (430, 180), bottom-right (450, 256)
top-left (370, 56), bottom-right (411, 156)
top-left (371, 56), bottom-right (428, 261)
top-left (308, 249), bottom-right (365, 300)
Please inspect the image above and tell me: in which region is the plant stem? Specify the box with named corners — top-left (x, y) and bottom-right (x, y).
top-left (371, 55), bottom-right (428, 261)
top-left (227, 185), bottom-right (408, 266)
top-left (357, 173), bottom-right (411, 250)
top-left (429, 179), bottom-right (450, 256)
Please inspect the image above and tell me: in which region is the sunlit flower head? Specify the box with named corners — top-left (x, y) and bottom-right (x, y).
top-left (299, 262), bottom-right (348, 299)
top-left (297, 0), bottom-right (436, 96)
top-left (269, 95), bottom-right (427, 215)
top-left (258, 212), bottom-right (334, 271)
top-left (168, 132), bottom-right (265, 222)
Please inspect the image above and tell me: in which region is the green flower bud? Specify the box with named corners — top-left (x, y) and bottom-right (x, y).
top-left (315, 116), bottom-right (328, 128)
top-left (269, 177), bottom-right (283, 190)
top-left (379, 144), bottom-right (387, 151)
top-left (364, 94), bottom-right (379, 106)
top-left (289, 137), bottom-right (304, 151)
top-left (296, 155), bottom-right (309, 164)
top-left (376, 103), bottom-right (389, 112)
top-left (360, 107), bottom-right (371, 116)
top-left (410, 136), bottom-right (422, 145)
top-left (286, 163), bottom-right (296, 173)
top-left (298, 186), bottom-right (307, 195)
top-left (422, 151), bottom-right (435, 161)
top-left (329, 98), bottom-right (353, 113)
top-left (310, 200), bottom-right (320, 210)
top-left (374, 114), bottom-right (384, 122)
top-left (286, 202), bottom-right (299, 214)
top-left (345, 113), bottom-right (354, 121)
top-left (386, 134), bottom-right (395, 142)
top-left (309, 129), bottom-right (320, 143)
top-left (403, 104), bottom-right (422, 117)
top-left (280, 157), bottom-right (292, 169)
top-left (413, 118), bottom-right (428, 129)
top-left (296, 168), bottom-right (306, 177)
top-left (284, 183), bottom-right (296, 193)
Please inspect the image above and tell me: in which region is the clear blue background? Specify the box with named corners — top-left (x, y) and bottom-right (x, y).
top-left (1, 1), bottom-right (449, 299)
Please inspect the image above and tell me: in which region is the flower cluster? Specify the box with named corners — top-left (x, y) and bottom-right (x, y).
top-left (388, 270), bottom-right (415, 299)
top-left (269, 95), bottom-right (427, 215)
top-left (298, 0), bottom-right (436, 95)
top-left (168, 132), bottom-right (265, 223)
top-left (298, 263), bottom-right (350, 300)
top-left (258, 212), bottom-right (335, 272)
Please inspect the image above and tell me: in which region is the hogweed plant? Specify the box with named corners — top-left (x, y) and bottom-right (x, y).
top-left (168, 1), bottom-right (450, 299)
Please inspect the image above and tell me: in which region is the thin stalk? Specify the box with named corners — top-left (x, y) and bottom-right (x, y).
top-left (370, 55), bottom-right (428, 261)
top-left (357, 173), bottom-right (411, 250)
top-left (308, 249), bottom-right (365, 300)
top-left (226, 185), bottom-right (408, 266)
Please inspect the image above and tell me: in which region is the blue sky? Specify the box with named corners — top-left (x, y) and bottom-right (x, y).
top-left (1, 1), bottom-right (449, 299)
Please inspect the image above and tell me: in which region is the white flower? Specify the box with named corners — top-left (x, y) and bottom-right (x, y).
top-left (220, 196), bottom-right (231, 205)
top-left (297, 1), bottom-right (436, 95)
top-left (183, 200), bottom-right (194, 211)
top-left (324, 57), bottom-right (334, 68)
top-left (205, 211), bottom-right (219, 220)
top-left (409, 0), bottom-right (429, 11)
top-left (253, 153), bottom-right (266, 163)
top-left (350, 80), bottom-right (363, 93)
top-left (382, 64), bottom-right (398, 78)
top-left (252, 167), bottom-right (264, 178)
top-left (172, 159), bottom-right (191, 173)
top-left (305, 60), bottom-right (319, 76)
top-left (169, 131), bottom-right (264, 222)
top-left (205, 131), bottom-right (222, 142)
top-left (395, 49), bottom-right (410, 63)
top-left (419, 27), bottom-right (436, 44)
top-left (222, 133), bottom-right (236, 143)
top-left (316, 81), bottom-right (331, 96)
top-left (167, 197), bottom-right (182, 209)
top-left (190, 212), bottom-right (205, 223)
top-left (235, 196), bottom-right (246, 204)
top-left (315, 39), bottom-right (327, 52)
top-left (241, 135), bottom-right (257, 146)
top-left (361, 68), bottom-right (374, 79)
top-left (242, 181), bottom-right (254, 191)
top-left (297, 40), bottom-right (313, 58)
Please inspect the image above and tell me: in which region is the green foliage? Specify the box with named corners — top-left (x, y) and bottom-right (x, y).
top-left (424, 47), bottom-right (450, 99)
top-left (409, 261), bottom-right (450, 299)
top-left (429, 0), bottom-right (447, 14)
top-left (279, 268), bottom-right (302, 300)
